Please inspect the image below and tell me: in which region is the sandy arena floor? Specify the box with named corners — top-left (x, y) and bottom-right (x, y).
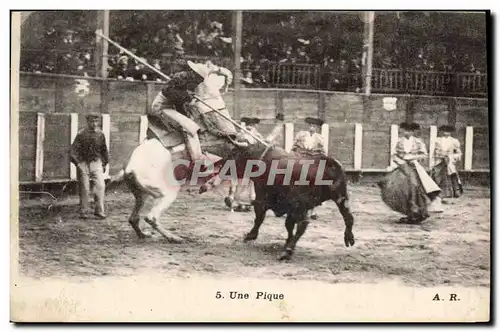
top-left (16, 183), bottom-right (490, 288)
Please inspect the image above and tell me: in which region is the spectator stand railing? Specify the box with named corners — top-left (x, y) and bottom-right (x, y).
top-left (21, 47), bottom-right (488, 97)
top-left (371, 69), bottom-right (488, 98)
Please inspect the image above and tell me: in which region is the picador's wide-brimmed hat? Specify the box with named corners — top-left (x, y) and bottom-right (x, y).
top-left (241, 117), bottom-right (260, 125)
top-left (305, 117), bottom-right (324, 126)
top-left (399, 122), bottom-right (420, 131)
top-left (187, 60), bottom-right (211, 80)
top-left (439, 125), bottom-right (456, 132)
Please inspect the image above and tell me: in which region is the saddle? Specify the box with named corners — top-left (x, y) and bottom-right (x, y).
top-left (146, 116), bottom-right (185, 150)
top-left (146, 112), bottom-right (243, 164)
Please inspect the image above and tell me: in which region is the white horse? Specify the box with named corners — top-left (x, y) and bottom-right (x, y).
top-left (108, 66), bottom-right (249, 242)
top-left (224, 181), bottom-right (256, 212)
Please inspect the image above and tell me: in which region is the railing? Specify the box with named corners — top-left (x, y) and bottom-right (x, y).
top-left (249, 63), bottom-right (321, 90)
top-left (21, 48), bottom-right (487, 97)
top-left (371, 69), bottom-right (488, 97)
top-left (238, 63), bottom-right (487, 97)
top-left (17, 111), bottom-right (489, 185)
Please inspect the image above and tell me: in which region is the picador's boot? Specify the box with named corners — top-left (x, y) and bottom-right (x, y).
top-left (184, 131), bottom-right (210, 173)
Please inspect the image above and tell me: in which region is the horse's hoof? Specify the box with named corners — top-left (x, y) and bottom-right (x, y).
top-left (199, 185), bottom-right (208, 194)
top-left (243, 232), bottom-right (258, 242)
top-left (278, 250), bottom-right (293, 261)
top-left (166, 235), bottom-right (184, 243)
top-left (135, 230), bottom-right (152, 239)
top-left (224, 196), bottom-right (233, 208)
top-left (234, 204), bottom-right (250, 212)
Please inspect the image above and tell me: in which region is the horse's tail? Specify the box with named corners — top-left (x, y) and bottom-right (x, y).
top-left (109, 168), bottom-right (126, 183)
top-left (105, 168), bottom-right (127, 193)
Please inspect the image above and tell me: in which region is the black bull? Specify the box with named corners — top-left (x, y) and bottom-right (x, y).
top-left (199, 144), bottom-right (355, 260)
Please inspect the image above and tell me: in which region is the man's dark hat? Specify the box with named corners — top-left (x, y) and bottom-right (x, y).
top-left (241, 117), bottom-right (260, 125)
top-left (400, 122), bottom-right (418, 131)
top-left (86, 113), bottom-right (100, 120)
top-left (411, 122), bottom-right (421, 131)
top-left (439, 125), bottom-right (455, 132)
top-left (305, 117), bottom-right (324, 126)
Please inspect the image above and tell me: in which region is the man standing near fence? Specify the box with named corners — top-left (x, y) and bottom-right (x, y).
top-left (70, 114), bottom-right (109, 219)
top-left (430, 125), bottom-right (463, 199)
top-left (291, 117), bottom-right (327, 220)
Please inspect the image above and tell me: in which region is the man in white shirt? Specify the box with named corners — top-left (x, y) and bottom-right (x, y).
top-left (292, 117), bottom-right (326, 156)
top-left (430, 125), bottom-right (463, 198)
top-left (291, 117), bottom-right (327, 220)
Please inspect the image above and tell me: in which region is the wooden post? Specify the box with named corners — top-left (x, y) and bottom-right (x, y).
top-left (390, 124), bottom-right (399, 167)
top-left (405, 96), bottom-right (415, 123)
top-left (275, 90), bottom-right (284, 119)
top-left (362, 12), bottom-right (375, 97)
top-left (429, 125), bottom-right (437, 170)
top-left (139, 115), bottom-right (148, 143)
top-left (318, 92), bottom-right (326, 121)
top-left (102, 114), bottom-right (111, 179)
top-left (95, 10), bottom-right (110, 79)
top-left (70, 113), bottom-right (79, 180)
top-left (448, 98), bottom-right (457, 126)
top-left (464, 126), bottom-right (474, 171)
top-left (232, 11), bottom-right (243, 120)
top-left (354, 123), bottom-right (363, 171)
top-left (321, 123), bottom-right (329, 155)
top-left (35, 113), bottom-right (45, 182)
top-left (96, 11), bottom-right (110, 115)
top-left (284, 123), bottom-right (294, 152)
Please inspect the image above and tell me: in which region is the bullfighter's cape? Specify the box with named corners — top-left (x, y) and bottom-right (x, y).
top-left (379, 135), bottom-right (441, 219)
top-left (379, 163), bottom-right (431, 218)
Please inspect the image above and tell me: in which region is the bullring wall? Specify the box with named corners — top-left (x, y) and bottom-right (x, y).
top-left (17, 73), bottom-right (490, 184)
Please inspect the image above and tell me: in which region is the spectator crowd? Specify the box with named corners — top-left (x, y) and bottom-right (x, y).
top-left (20, 11), bottom-right (486, 92)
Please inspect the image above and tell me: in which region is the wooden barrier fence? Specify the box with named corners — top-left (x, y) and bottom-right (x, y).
top-left (18, 112), bottom-right (489, 185)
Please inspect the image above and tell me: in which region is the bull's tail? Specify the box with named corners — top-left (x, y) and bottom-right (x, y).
top-left (105, 168), bottom-right (127, 192)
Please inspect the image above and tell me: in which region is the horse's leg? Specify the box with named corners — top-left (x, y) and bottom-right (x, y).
top-left (128, 186), bottom-right (149, 239)
top-left (144, 186), bottom-right (183, 243)
top-left (233, 180), bottom-right (251, 212)
top-left (279, 211), bottom-right (308, 261)
top-left (331, 181), bottom-right (355, 247)
top-left (243, 201), bottom-right (267, 241)
top-left (242, 181), bottom-right (255, 211)
top-left (224, 180), bottom-right (237, 211)
top-left (123, 172), bottom-right (150, 239)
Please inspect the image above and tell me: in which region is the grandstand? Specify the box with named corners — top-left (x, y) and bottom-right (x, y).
top-left (20, 10), bottom-right (488, 97)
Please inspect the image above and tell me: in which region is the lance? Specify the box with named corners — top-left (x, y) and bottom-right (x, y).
top-left (95, 29), bottom-right (272, 147)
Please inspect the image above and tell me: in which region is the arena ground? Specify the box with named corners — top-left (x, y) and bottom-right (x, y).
top-left (16, 183), bottom-right (490, 288)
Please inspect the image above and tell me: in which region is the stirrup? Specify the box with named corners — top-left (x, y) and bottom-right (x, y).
top-left (191, 152), bottom-right (212, 173)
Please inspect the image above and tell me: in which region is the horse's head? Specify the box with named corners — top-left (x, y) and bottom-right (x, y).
top-left (193, 61), bottom-right (232, 98)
